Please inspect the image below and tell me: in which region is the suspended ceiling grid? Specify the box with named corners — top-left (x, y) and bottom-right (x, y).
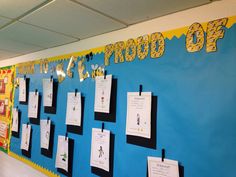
top-left (0, 0), bottom-right (211, 60)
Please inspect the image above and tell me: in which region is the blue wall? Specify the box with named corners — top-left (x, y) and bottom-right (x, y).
top-left (10, 23), bottom-right (236, 177)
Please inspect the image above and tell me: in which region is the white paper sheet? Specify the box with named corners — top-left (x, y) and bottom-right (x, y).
top-left (4, 76), bottom-right (8, 84)
top-left (12, 108), bottom-right (19, 133)
top-left (90, 128), bottom-right (110, 172)
top-left (28, 91), bottom-right (39, 118)
top-left (148, 157), bottom-right (179, 177)
top-left (4, 98), bottom-right (8, 105)
top-left (0, 121), bottom-right (8, 138)
top-left (20, 124), bottom-right (31, 151)
top-left (66, 92), bottom-right (82, 126)
top-left (43, 79), bottom-right (53, 107)
top-left (0, 100), bottom-right (5, 116)
top-left (94, 75), bottom-right (112, 113)
top-left (126, 92), bottom-right (152, 138)
top-left (40, 119), bottom-right (51, 149)
top-left (19, 78), bottom-right (26, 102)
top-left (56, 135), bottom-right (69, 172)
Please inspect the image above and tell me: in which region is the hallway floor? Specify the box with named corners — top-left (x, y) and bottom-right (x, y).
top-left (0, 151), bottom-right (47, 177)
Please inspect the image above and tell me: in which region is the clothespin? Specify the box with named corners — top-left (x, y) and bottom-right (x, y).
top-left (86, 54), bottom-right (89, 61)
top-left (139, 85), bottom-right (142, 96)
top-left (86, 53), bottom-right (90, 62)
top-left (35, 89), bottom-right (38, 95)
top-left (75, 89), bottom-right (78, 97)
top-left (89, 52), bottom-right (93, 60)
top-left (65, 132), bottom-right (68, 141)
top-left (162, 148), bottom-right (165, 162)
top-left (27, 122), bottom-right (29, 128)
top-left (16, 106), bottom-right (18, 110)
top-left (24, 75), bottom-right (26, 80)
top-left (50, 75), bottom-right (53, 82)
top-left (101, 122), bottom-right (104, 132)
top-left (47, 117), bottom-right (50, 124)
top-left (104, 70), bottom-right (107, 79)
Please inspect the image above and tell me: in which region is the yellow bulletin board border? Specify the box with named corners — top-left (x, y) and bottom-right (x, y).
top-left (15, 46), bottom-right (105, 68)
top-left (14, 15), bottom-right (236, 68)
top-left (8, 65), bottom-right (16, 152)
top-left (0, 66), bottom-right (15, 153)
top-left (9, 15), bottom-right (236, 177)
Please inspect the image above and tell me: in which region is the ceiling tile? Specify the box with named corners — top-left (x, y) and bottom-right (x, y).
top-left (0, 0), bottom-right (48, 19)
top-left (0, 16), bottom-right (11, 28)
top-left (0, 38), bottom-right (44, 54)
top-left (20, 0), bottom-right (126, 39)
top-left (75, 0), bottom-right (210, 24)
top-left (0, 22), bottom-right (78, 48)
top-left (0, 49), bottom-right (20, 60)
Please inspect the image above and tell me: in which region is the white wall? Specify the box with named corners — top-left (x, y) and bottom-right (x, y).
top-left (0, 0), bottom-right (235, 67)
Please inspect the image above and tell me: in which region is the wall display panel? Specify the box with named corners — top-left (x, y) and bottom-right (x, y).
top-left (9, 16), bottom-right (236, 177)
top-left (0, 66), bottom-right (15, 153)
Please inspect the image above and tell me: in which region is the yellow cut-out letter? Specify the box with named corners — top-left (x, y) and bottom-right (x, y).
top-left (186, 23), bottom-right (204, 52)
top-left (150, 32), bottom-right (165, 58)
top-left (137, 35), bottom-right (149, 60)
top-left (78, 58), bottom-right (89, 82)
top-left (114, 41), bottom-right (125, 64)
top-left (104, 44), bottom-right (114, 66)
top-left (206, 18), bottom-right (228, 52)
top-left (125, 39), bottom-right (136, 62)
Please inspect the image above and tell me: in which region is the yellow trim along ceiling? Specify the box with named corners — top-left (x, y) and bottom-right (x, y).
top-left (14, 15), bottom-right (236, 67)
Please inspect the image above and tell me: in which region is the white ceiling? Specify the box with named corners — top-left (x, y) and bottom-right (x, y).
top-left (20, 0), bottom-right (126, 39)
top-left (0, 0), bottom-right (211, 61)
top-left (0, 0), bottom-right (48, 19)
top-left (0, 16), bottom-right (11, 28)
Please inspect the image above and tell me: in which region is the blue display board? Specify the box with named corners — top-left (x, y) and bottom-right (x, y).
top-left (10, 18), bottom-right (236, 177)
